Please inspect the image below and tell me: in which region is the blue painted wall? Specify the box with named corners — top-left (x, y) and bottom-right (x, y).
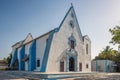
top-left (96, 60), bottom-right (98, 72)
top-left (28, 40), bottom-right (36, 71)
top-left (40, 30), bottom-right (54, 72)
top-left (19, 45), bottom-right (25, 70)
top-left (105, 60), bottom-right (108, 72)
top-left (10, 48), bottom-right (18, 67)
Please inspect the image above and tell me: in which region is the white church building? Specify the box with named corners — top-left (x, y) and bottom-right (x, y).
top-left (10, 5), bottom-right (91, 72)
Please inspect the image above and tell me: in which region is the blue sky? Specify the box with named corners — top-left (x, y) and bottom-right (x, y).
top-left (0, 0), bottom-right (120, 59)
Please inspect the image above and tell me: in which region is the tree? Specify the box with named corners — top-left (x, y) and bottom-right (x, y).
top-left (109, 26), bottom-right (120, 71)
top-left (4, 53), bottom-right (12, 67)
top-left (94, 46), bottom-right (118, 61)
top-left (109, 26), bottom-right (120, 48)
top-left (94, 46), bottom-right (120, 71)
top-left (94, 26), bottom-right (120, 71)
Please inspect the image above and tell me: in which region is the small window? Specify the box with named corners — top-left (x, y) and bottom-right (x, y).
top-left (86, 64), bottom-right (89, 68)
top-left (37, 59), bottom-right (40, 67)
top-left (86, 44), bottom-right (88, 54)
top-left (69, 20), bottom-right (74, 28)
top-left (71, 40), bottom-right (74, 49)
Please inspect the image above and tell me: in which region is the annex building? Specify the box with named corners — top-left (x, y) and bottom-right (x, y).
top-left (10, 5), bottom-right (91, 72)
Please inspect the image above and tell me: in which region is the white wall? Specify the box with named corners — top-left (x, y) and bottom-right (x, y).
top-left (46, 8), bottom-right (91, 72)
top-left (12, 42), bottom-right (22, 56)
top-left (23, 34), bottom-right (33, 44)
top-left (83, 36), bottom-right (91, 72)
top-left (25, 42), bottom-right (32, 71)
top-left (36, 34), bottom-right (49, 70)
top-left (91, 60), bottom-right (96, 71)
top-left (17, 47), bottom-right (22, 64)
top-left (91, 60), bottom-right (116, 72)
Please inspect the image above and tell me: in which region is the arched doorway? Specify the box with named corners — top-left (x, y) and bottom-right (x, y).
top-left (69, 57), bottom-right (75, 71)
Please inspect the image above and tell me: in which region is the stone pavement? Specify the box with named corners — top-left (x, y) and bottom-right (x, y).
top-left (0, 71), bottom-right (120, 80)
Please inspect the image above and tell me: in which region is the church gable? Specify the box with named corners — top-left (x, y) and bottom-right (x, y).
top-left (52, 5), bottom-right (84, 50)
top-left (23, 33), bottom-right (33, 44)
top-left (46, 5), bottom-right (87, 72)
top-left (57, 5), bottom-right (83, 41)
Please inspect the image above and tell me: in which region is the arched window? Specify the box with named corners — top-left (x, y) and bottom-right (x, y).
top-left (86, 64), bottom-right (89, 68)
top-left (37, 59), bottom-right (40, 67)
top-left (86, 44), bottom-right (88, 54)
top-left (68, 34), bottom-right (76, 49)
top-left (71, 40), bottom-right (74, 49)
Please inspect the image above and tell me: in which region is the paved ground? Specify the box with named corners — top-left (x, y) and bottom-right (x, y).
top-left (0, 71), bottom-right (120, 80)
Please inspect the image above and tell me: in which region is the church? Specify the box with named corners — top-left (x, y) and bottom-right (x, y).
top-left (10, 5), bottom-right (91, 72)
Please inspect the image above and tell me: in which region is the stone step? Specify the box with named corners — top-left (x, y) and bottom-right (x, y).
top-left (30, 72), bottom-right (99, 79)
top-left (34, 67), bottom-right (40, 71)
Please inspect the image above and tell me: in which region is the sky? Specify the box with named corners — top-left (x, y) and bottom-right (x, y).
top-left (0, 0), bottom-right (120, 59)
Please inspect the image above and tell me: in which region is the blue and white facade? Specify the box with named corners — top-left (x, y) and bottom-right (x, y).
top-left (91, 60), bottom-right (117, 72)
top-left (10, 5), bottom-right (91, 72)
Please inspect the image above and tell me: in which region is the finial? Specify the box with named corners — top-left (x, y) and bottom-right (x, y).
top-left (71, 3), bottom-right (73, 7)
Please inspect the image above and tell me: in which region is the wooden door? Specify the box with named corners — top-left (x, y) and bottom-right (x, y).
top-left (79, 63), bottom-right (82, 71)
top-left (69, 57), bottom-right (75, 71)
top-left (60, 62), bottom-right (64, 72)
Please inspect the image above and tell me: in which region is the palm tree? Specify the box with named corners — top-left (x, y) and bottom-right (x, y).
top-left (95, 46), bottom-right (117, 60)
top-left (102, 46), bottom-right (113, 60)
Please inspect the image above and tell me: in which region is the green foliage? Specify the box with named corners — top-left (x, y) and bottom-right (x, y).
top-left (109, 26), bottom-right (120, 71)
top-left (94, 26), bottom-right (120, 71)
top-left (109, 26), bottom-right (120, 45)
top-left (113, 52), bottom-right (120, 71)
top-left (0, 68), bottom-right (6, 71)
top-left (4, 53), bottom-right (12, 67)
top-left (94, 46), bottom-right (120, 71)
top-left (94, 46), bottom-right (118, 61)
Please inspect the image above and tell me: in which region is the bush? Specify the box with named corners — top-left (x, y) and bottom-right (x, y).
top-left (5, 67), bottom-right (18, 70)
top-left (0, 68), bottom-right (6, 71)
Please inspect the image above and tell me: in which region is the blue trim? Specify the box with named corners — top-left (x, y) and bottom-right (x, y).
top-left (28, 40), bottom-right (36, 71)
top-left (19, 45), bottom-right (25, 70)
top-left (10, 48), bottom-right (18, 67)
top-left (40, 30), bottom-right (55, 72)
top-left (96, 60), bottom-right (98, 72)
top-left (105, 60), bottom-right (108, 72)
top-left (39, 5), bottom-right (83, 72)
top-left (57, 5), bottom-right (83, 41)
top-left (72, 6), bottom-right (83, 41)
top-left (57, 6), bottom-right (73, 31)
